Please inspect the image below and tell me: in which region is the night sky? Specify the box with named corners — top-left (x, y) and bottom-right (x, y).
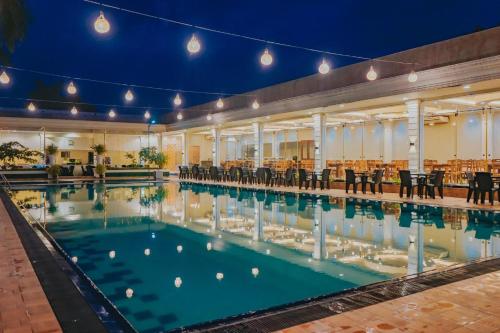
top-left (1, 0), bottom-right (499, 121)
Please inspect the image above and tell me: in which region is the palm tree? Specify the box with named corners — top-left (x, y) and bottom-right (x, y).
top-left (0, 0), bottom-right (29, 64)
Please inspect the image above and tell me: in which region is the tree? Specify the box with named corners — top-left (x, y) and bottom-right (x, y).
top-left (0, 141), bottom-right (42, 169)
top-left (0, 0), bottom-right (29, 64)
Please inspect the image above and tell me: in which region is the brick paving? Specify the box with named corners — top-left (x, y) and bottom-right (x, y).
top-left (0, 200), bottom-right (61, 333)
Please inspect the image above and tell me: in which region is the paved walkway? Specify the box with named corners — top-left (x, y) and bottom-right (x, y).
top-left (0, 200), bottom-right (61, 333)
top-left (275, 270), bottom-right (500, 333)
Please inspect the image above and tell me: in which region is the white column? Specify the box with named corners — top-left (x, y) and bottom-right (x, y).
top-left (406, 100), bottom-right (424, 173)
top-left (383, 121), bottom-right (393, 163)
top-left (211, 128), bottom-right (221, 167)
top-left (253, 122), bottom-right (264, 167)
top-left (313, 200), bottom-right (326, 260)
top-left (407, 222), bottom-right (424, 275)
top-left (271, 131), bottom-right (279, 159)
top-left (313, 113), bottom-right (327, 173)
top-left (235, 137), bottom-right (242, 160)
top-left (253, 199), bottom-right (264, 241)
top-left (481, 109), bottom-right (493, 160)
top-left (181, 132), bottom-right (189, 166)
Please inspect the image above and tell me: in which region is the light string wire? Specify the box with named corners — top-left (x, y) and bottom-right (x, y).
top-left (83, 0), bottom-right (420, 66)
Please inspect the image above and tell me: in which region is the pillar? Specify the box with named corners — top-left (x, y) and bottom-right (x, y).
top-left (253, 198), bottom-right (264, 241)
top-left (406, 100), bottom-right (424, 173)
top-left (271, 131), bottom-right (279, 159)
top-left (313, 200), bottom-right (326, 260)
top-left (313, 113), bottom-right (327, 173)
top-left (181, 132), bottom-right (189, 166)
top-left (407, 222), bottom-right (424, 275)
top-left (253, 122), bottom-right (264, 167)
top-left (235, 137), bottom-right (242, 160)
top-left (211, 128), bottom-right (221, 167)
top-left (481, 109), bottom-right (493, 160)
top-left (382, 121), bottom-right (393, 163)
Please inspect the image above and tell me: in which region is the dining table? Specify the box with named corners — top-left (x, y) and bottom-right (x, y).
top-left (411, 172), bottom-right (432, 198)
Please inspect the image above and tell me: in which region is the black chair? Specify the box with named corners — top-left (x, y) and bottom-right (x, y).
top-left (399, 170), bottom-right (418, 198)
top-left (217, 167), bottom-right (226, 181)
top-left (178, 166), bottom-right (185, 179)
top-left (316, 169), bottom-right (331, 190)
top-left (240, 167), bottom-right (252, 184)
top-left (345, 169), bottom-right (359, 193)
top-left (465, 171), bottom-right (478, 203)
top-left (298, 169), bottom-right (313, 189)
top-left (367, 169), bottom-right (384, 194)
top-left (255, 168), bottom-right (266, 185)
top-left (475, 172), bottom-right (499, 204)
top-left (283, 168), bottom-right (296, 187)
top-left (269, 168), bottom-right (281, 187)
top-left (68, 165), bottom-right (75, 176)
top-left (191, 165), bottom-right (199, 180)
top-left (425, 170), bottom-right (445, 199)
top-left (228, 166), bottom-right (238, 182)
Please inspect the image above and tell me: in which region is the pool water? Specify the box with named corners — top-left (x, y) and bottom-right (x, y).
top-left (11, 182), bottom-right (500, 332)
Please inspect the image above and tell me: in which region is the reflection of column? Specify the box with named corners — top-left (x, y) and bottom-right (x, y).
top-left (253, 199), bottom-right (264, 241)
top-left (212, 196), bottom-right (220, 231)
top-left (181, 190), bottom-right (188, 222)
top-left (313, 201), bottom-right (326, 260)
top-left (313, 113), bottom-right (326, 173)
top-left (481, 239), bottom-right (493, 258)
top-left (383, 121), bottom-right (393, 163)
top-left (481, 109), bottom-right (493, 160)
top-left (407, 100), bottom-right (424, 173)
top-left (211, 128), bottom-right (221, 167)
top-left (407, 222), bottom-right (424, 275)
top-left (383, 216), bottom-right (394, 246)
top-left (271, 132), bottom-right (279, 158)
top-left (253, 122), bottom-right (264, 167)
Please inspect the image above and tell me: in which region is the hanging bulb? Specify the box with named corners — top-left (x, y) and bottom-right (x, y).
top-left (66, 81), bottom-right (77, 95)
top-left (206, 114), bottom-right (212, 121)
top-left (0, 70), bottom-right (11, 85)
top-left (252, 100), bottom-right (260, 110)
top-left (108, 109), bottom-right (116, 118)
top-left (408, 70), bottom-right (418, 83)
top-left (70, 106), bottom-right (78, 115)
top-left (94, 11), bottom-right (110, 34)
top-left (174, 93), bottom-right (182, 106)
top-left (144, 110), bottom-right (151, 119)
top-left (27, 102), bottom-right (36, 112)
top-left (176, 112), bottom-right (183, 120)
top-left (366, 65), bottom-right (378, 81)
top-left (187, 34), bottom-right (201, 54)
top-left (318, 59), bottom-right (331, 75)
top-left (260, 49), bottom-right (273, 66)
top-left (125, 89), bottom-right (134, 102)
top-left (216, 98), bottom-right (224, 109)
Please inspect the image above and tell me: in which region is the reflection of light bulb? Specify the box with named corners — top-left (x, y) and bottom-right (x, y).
top-left (176, 112), bottom-right (183, 120)
top-left (366, 65), bottom-right (377, 81)
top-left (174, 277), bottom-right (182, 288)
top-left (109, 250), bottom-right (116, 259)
top-left (408, 70), bottom-right (418, 83)
top-left (187, 34), bottom-right (201, 54)
top-left (108, 109), bottom-right (116, 118)
top-left (27, 102), bottom-right (36, 112)
top-left (67, 81), bottom-right (77, 95)
top-left (94, 11), bottom-right (110, 34)
top-left (251, 267), bottom-right (259, 277)
top-left (252, 100), bottom-right (260, 110)
top-left (318, 59), bottom-right (330, 74)
top-left (125, 89), bottom-right (134, 102)
top-left (144, 248), bottom-right (151, 256)
top-left (144, 110), bottom-right (151, 119)
top-left (125, 288), bottom-right (133, 298)
top-left (71, 256), bottom-right (78, 263)
top-left (174, 93), bottom-right (182, 106)
top-left (0, 71), bottom-right (11, 85)
top-left (265, 249), bottom-right (271, 255)
top-left (206, 114), bottom-right (212, 121)
top-left (70, 106), bottom-right (78, 115)
top-left (176, 245), bottom-right (183, 253)
top-left (216, 272), bottom-right (224, 281)
top-left (260, 49), bottom-right (273, 66)
top-left (216, 98), bottom-right (224, 109)
top-left (206, 242), bottom-right (212, 251)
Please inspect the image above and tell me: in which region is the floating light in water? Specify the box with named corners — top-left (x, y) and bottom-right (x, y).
top-left (151, 232), bottom-right (156, 239)
top-left (144, 248), bottom-right (151, 256)
top-left (216, 272), bottom-right (224, 281)
top-left (66, 81), bottom-right (77, 95)
top-left (174, 277), bottom-right (182, 288)
top-left (206, 242), bottom-right (212, 251)
top-left (109, 250), bottom-right (116, 259)
top-left (366, 65), bottom-right (378, 81)
top-left (94, 11), bottom-right (110, 34)
top-left (125, 89), bottom-right (134, 102)
top-left (251, 267), bottom-right (259, 277)
top-left (260, 49), bottom-right (273, 66)
top-left (176, 245), bottom-right (183, 253)
top-left (187, 34), bottom-right (201, 54)
top-left (125, 288), bottom-right (134, 298)
top-left (265, 249), bottom-right (271, 255)
top-left (71, 256), bottom-right (78, 263)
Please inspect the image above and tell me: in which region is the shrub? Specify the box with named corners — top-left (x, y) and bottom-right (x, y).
top-left (96, 164), bottom-right (106, 177)
top-left (47, 164), bottom-right (61, 177)
top-left (46, 144), bottom-right (58, 155)
top-left (91, 144), bottom-right (106, 155)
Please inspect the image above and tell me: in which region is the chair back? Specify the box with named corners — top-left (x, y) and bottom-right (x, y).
top-left (298, 168), bottom-right (307, 181)
top-left (321, 168), bottom-right (331, 180)
top-left (377, 169), bottom-right (384, 183)
top-left (345, 169), bottom-right (356, 183)
top-left (68, 165), bottom-right (75, 176)
top-left (465, 171), bottom-right (476, 189)
top-left (285, 168), bottom-right (294, 181)
top-left (192, 165), bottom-right (199, 177)
top-left (475, 172), bottom-right (493, 191)
top-left (399, 170), bottom-right (412, 186)
top-left (433, 170), bottom-right (445, 187)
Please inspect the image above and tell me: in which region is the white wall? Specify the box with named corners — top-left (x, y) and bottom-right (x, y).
top-left (392, 120), bottom-right (409, 160)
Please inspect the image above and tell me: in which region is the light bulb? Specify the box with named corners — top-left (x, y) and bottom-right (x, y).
top-left (187, 34), bottom-right (201, 54)
top-left (144, 248), bottom-right (151, 256)
top-left (144, 110), bottom-right (151, 119)
top-left (94, 11), bottom-right (110, 34)
top-left (216, 98), bottom-right (224, 109)
top-left (176, 112), bottom-right (183, 120)
top-left (125, 288), bottom-right (134, 298)
top-left (408, 70), bottom-right (418, 83)
top-left (260, 49), bottom-right (273, 66)
top-left (70, 106), bottom-right (78, 115)
top-left (252, 100), bottom-right (260, 110)
top-left (0, 71), bottom-right (11, 85)
top-left (176, 245), bottom-right (183, 253)
top-left (67, 81), bottom-right (77, 95)
top-left (125, 89), bottom-right (134, 102)
top-left (174, 93), bottom-right (182, 106)
top-left (206, 114), bottom-right (212, 121)
top-left (216, 272), bottom-right (224, 281)
top-left (206, 242), bottom-right (212, 251)
top-left (174, 277), bottom-right (182, 288)
top-left (366, 66), bottom-right (377, 81)
top-left (109, 250), bottom-right (116, 259)
top-left (71, 256), bottom-right (78, 263)
top-left (251, 267), bottom-right (259, 277)
top-left (108, 109), bottom-right (116, 118)
top-left (318, 59), bottom-right (331, 74)
top-left (27, 102), bottom-right (36, 112)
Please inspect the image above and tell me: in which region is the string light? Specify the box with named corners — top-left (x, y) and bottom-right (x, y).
top-left (66, 81), bottom-right (77, 95)
top-left (252, 100), bottom-right (260, 109)
top-left (70, 106), bottom-right (78, 115)
top-left (176, 112), bottom-right (183, 120)
top-left (366, 65), bottom-right (378, 81)
top-left (408, 70), bottom-right (418, 83)
top-left (216, 98), bottom-right (224, 109)
top-left (318, 59), bottom-right (331, 75)
top-left (173, 93), bottom-right (182, 106)
top-left (0, 70), bottom-right (10, 85)
top-left (187, 34), bottom-right (201, 54)
top-left (108, 109), bottom-right (116, 118)
top-left (125, 89), bottom-right (134, 102)
top-left (27, 102), bottom-right (36, 112)
top-left (144, 110), bottom-right (151, 119)
top-left (94, 11), bottom-right (111, 34)
top-left (260, 49), bottom-right (273, 66)
top-left (206, 114), bottom-right (212, 121)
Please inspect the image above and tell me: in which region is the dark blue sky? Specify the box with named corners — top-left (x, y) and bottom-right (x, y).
top-left (1, 0), bottom-right (499, 120)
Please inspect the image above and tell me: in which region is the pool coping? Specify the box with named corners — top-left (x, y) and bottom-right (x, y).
top-left (0, 189), bottom-right (137, 333)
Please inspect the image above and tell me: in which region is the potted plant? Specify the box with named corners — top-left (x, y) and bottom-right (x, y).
top-left (46, 144), bottom-right (58, 166)
top-left (47, 164), bottom-right (61, 181)
top-left (153, 152), bottom-right (167, 180)
top-left (95, 164), bottom-right (106, 180)
top-left (91, 144), bottom-right (106, 165)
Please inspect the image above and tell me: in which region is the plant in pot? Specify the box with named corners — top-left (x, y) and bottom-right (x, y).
top-left (45, 144), bottom-right (58, 166)
top-left (47, 164), bottom-right (61, 181)
top-left (153, 152), bottom-right (167, 180)
top-left (95, 164), bottom-right (106, 180)
top-left (91, 144), bottom-right (106, 165)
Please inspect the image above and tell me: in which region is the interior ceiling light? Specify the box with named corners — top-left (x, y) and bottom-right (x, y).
top-left (366, 66), bottom-right (377, 81)
top-left (260, 49), bottom-right (273, 66)
top-left (187, 34), bottom-right (201, 54)
top-left (94, 11), bottom-right (111, 34)
top-left (67, 81), bottom-right (77, 95)
top-left (318, 59), bottom-right (331, 75)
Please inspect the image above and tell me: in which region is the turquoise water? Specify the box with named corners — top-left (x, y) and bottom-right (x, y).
top-left (11, 182), bottom-right (499, 332)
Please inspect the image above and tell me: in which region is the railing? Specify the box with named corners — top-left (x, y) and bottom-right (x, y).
top-left (0, 172), bottom-right (11, 191)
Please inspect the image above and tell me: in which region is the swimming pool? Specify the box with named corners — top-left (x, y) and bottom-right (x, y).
top-left (11, 182), bottom-right (499, 332)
